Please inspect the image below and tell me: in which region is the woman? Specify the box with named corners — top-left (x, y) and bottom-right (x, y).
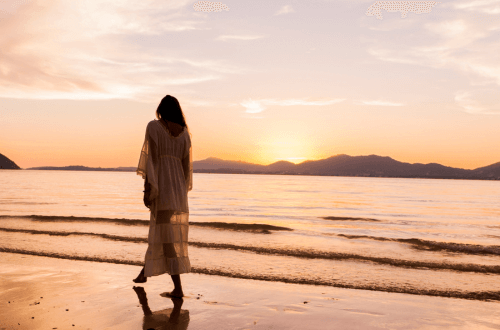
top-left (134, 95), bottom-right (193, 299)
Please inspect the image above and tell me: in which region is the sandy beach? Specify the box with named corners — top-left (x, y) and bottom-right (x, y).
top-left (1, 252), bottom-right (499, 330)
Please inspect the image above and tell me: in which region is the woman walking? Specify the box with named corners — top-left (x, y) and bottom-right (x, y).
top-left (134, 95), bottom-right (193, 298)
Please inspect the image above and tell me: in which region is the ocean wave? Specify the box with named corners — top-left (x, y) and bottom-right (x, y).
top-left (337, 234), bottom-right (500, 256)
top-left (0, 227), bottom-right (148, 243)
top-left (190, 222), bottom-right (292, 233)
top-left (1, 247), bottom-right (499, 302)
top-left (321, 216), bottom-right (381, 222)
top-left (1, 227), bottom-right (499, 274)
top-left (0, 215), bottom-right (292, 233)
top-left (0, 215), bottom-right (149, 226)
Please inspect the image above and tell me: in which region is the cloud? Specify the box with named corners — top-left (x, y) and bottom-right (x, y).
top-left (215, 35), bottom-right (265, 41)
top-left (454, 89), bottom-right (500, 114)
top-left (275, 5), bottom-right (295, 15)
top-left (355, 100), bottom-right (405, 106)
top-left (452, 0), bottom-right (500, 11)
top-left (241, 99), bottom-right (267, 114)
top-left (363, 0), bottom-right (500, 114)
top-left (0, 0), bottom-right (228, 100)
top-left (240, 98), bottom-right (345, 113)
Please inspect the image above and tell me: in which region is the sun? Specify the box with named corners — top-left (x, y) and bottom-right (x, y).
top-left (280, 157), bottom-right (307, 164)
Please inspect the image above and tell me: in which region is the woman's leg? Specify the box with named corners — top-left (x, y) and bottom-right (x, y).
top-left (170, 275), bottom-right (184, 298)
top-left (133, 267), bottom-right (147, 283)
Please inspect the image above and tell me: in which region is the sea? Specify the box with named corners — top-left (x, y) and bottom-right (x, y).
top-left (1, 170), bottom-right (499, 301)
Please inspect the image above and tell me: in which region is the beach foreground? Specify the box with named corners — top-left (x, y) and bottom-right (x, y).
top-left (1, 253), bottom-right (499, 330)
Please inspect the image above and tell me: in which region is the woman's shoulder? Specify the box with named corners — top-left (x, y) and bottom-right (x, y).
top-left (146, 120), bottom-right (160, 131)
top-left (147, 119), bottom-right (159, 126)
top-left (145, 120), bottom-right (161, 140)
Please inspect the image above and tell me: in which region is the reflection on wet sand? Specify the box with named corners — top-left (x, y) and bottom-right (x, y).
top-left (133, 286), bottom-right (190, 330)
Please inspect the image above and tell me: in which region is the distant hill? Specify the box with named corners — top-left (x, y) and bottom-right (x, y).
top-left (470, 162), bottom-right (500, 180)
top-left (20, 154), bottom-right (500, 180)
top-left (192, 157), bottom-right (266, 172)
top-left (0, 153), bottom-right (21, 169)
top-left (27, 166), bottom-right (136, 172)
top-left (194, 155), bottom-right (500, 180)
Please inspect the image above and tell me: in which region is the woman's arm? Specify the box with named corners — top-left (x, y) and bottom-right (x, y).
top-left (182, 134), bottom-right (193, 191)
top-left (182, 155), bottom-right (192, 191)
top-left (137, 121), bottom-right (160, 203)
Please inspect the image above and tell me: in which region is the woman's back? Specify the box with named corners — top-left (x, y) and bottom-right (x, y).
top-left (143, 120), bottom-right (191, 212)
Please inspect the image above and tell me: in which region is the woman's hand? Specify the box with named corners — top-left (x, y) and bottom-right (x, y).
top-left (143, 190), bottom-right (152, 209)
top-left (143, 180), bottom-right (152, 209)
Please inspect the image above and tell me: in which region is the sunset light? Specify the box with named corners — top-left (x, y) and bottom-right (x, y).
top-left (0, 0), bottom-right (499, 170)
top-left (1, 2), bottom-right (500, 329)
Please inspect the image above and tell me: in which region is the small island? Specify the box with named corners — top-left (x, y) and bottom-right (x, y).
top-left (0, 153), bottom-right (21, 170)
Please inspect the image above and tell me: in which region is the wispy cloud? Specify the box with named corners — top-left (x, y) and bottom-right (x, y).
top-left (275, 5), bottom-right (295, 16)
top-left (455, 89), bottom-right (500, 114)
top-left (363, 0), bottom-right (500, 114)
top-left (354, 100), bottom-right (405, 106)
top-left (241, 99), bottom-right (267, 113)
top-left (240, 98), bottom-right (345, 113)
top-left (452, 0), bottom-right (500, 11)
top-left (0, 0), bottom-right (223, 100)
top-left (215, 35), bottom-right (265, 41)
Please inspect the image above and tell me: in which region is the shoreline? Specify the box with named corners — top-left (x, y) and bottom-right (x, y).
top-left (1, 252), bottom-right (499, 329)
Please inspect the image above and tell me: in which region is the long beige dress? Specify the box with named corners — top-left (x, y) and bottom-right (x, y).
top-left (137, 120), bottom-right (193, 277)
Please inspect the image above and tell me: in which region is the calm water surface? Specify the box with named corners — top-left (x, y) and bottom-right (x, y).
top-left (0, 170), bottom-right (499, 301)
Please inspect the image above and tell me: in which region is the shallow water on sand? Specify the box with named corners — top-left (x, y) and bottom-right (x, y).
top-left (0, 170), bottom-right (499, 300)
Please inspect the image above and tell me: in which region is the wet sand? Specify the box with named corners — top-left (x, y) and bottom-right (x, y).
top-left (1, 252), bottom-right (499, 330)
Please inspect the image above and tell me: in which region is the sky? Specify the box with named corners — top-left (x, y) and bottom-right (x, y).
top-left (0, 0), bottom-right (499, 169)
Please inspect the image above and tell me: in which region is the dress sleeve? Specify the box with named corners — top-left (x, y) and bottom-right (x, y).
top-left (182, 132), bottom-right (193, 192)
top-left (136, 121), bottom-right (159, 200)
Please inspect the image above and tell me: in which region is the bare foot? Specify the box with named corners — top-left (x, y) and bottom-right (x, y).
top-left (133, 268), bottom-right (147, 283)
top-left (163, 289), bottom-right (184, 299)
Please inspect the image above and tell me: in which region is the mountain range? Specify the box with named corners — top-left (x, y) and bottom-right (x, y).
top-left (193, 155), bottom-right (500, 180)
top-left (3, 152), bottom-right (499, 180)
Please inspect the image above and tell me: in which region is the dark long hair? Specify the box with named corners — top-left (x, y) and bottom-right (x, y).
top-left (155, 95), bottom-right (188, 128)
